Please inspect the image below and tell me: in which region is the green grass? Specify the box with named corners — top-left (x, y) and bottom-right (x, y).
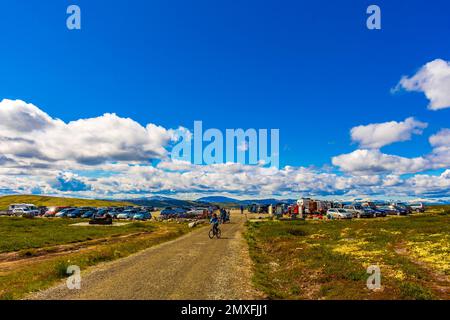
top-left (245, 209), bottom-right (450, 300)
top-left (0, 219), bottom-right (194, 300)
top-left (0, 216), bottom-right (155, 253)
top-left (0, 195), bottom-right (134, 211)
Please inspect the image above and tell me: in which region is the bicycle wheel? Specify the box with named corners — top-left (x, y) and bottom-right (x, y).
top-left (208, 229), bottom-right (214, 239)
top-left (216, 228), bottom-right (221, 239)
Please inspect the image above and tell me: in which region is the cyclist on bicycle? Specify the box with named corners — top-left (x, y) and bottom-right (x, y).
top-left (210, 213), bottom-right (219, 234)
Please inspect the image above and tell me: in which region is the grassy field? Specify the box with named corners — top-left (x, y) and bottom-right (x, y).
top-left (0, 217), bottom-right (160, 253)
top-left (246, 207), bottom-right (450, 300)
top-left (0, 195), bottom-right (134, 211)
top-left (0, 216), bottom-right (195, 299)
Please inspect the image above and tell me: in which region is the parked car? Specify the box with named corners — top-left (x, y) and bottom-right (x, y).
top-left (392, 203), bottom-right (412, 214)
top-left (376, 205), bottom-right (397, 215)
top-left (107, 207), bottom-right (124, 218)
top-left (10, 204), bottom-right (39, 217)
top-left (66, 208), bottom-right (91, 218)
top-left (55, 208), bottom-right (76, 217)
top-left (326, 208), bottom-right (352, 219)
top-left (117, 209), bottom-right (139, 219)
top-left (140, 206), bottom-right (155, 212)
top-left (81, 209), bottom-right (98, 219)
top-left (133, 211), bottom-right (152, 220)
top-left (186, 208), bottom-right (208, 218)
top-left (44, 206), bottom-right (69, 217)
top-left (409, 202), bottom-right (426, 213)
top-left (390, 205), bottom-right (408, 216)
top-left (37, 206), bottom-right (48, 216)
top-left (371, 207), bottom-right (387, 217)
top-left (343, 205), bottom-right (374, 218)
top-left (362, 203), bottom-right (387, 217)
top-left (12, 207), bottom-right (38, 217)
top-left (160, 207), bottom-right (178, 216)
top-left (9, 203), bottom-right (39, 212)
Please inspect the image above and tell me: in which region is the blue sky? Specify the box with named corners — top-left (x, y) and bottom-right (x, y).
top-left (0, 0), bottom-right (449, 200)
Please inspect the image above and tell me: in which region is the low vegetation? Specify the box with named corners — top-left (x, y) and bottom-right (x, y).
top-left (246, 208), bottom-right (450, 300)
top-left (0, 195), bottom-right (134, 211)
top-left (0, 217), bottom-right (158, 253)
top-left (0, 217), bottom-right (194, 299)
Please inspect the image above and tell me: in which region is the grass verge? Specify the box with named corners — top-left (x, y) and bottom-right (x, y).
top-left (245, 210), bottom-right (450, 300)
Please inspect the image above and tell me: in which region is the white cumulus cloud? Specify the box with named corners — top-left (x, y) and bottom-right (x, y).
top-left (350, 117), bottom-right (427, 149)
top-left (0, 99), bottom-right (182, 165)
top-left (397, 59), bottom-right (450, 110)
top-left (332, 149), bottom-right (429, 175)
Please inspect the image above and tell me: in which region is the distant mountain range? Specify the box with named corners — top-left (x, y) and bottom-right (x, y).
top-left (123, 195), bottom-right (450, 208)
top-left (196, 196), bottom-right (296, 205)
top-left (124, 196), bottom-right (296, 208)
top-left (125, 196), bottom-right (198, 208)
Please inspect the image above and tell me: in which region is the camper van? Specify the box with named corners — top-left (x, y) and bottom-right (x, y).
top-left (8, 204), bottom-right (39, 216)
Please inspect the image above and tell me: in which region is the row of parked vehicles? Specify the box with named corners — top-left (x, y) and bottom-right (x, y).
top-left (5, 203), bottom-right (219, 221)
top-left (5, 204), bottom-right (155, 221)
top-left (159, 206), bottom-right (215, 219)
top-left (299, 199), bottom-right (426, 219)
top-left (246, 200), bottom-right (426, 219)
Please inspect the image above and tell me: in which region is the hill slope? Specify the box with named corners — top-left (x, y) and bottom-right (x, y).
top-left (0, 195), bottom-right (134, 210)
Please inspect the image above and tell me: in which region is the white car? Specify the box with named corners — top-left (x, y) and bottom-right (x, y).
top-left (327, 208), bottom-right (352, 219)
top-left (12, 207), bottom-right (39, 217)
top-left (409, 203), bottom-right (426, 213)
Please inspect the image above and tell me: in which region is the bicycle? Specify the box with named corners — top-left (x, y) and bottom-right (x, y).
top-left (208, 225), bottom-right (221, 239)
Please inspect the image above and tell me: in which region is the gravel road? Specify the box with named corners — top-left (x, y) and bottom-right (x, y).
top-left (28, 213), bottom-right (258, 300)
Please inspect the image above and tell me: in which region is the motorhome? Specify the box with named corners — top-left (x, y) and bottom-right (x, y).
top-left (297, 198), bottom-right (311, 213)
top-left (9, 203), bottom-right (38, 211)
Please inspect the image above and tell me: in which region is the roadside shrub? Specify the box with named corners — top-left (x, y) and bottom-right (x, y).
top-left (286, 228), bottom-right (307, 237)
top-left (289, 285), bottom-right (302, 296)
top-left (54, 261), bottom-right (71, 278)
top-left (18, 248), bottom-right (38, 258)
top-left (0, 291), bottom-right (15, 300)
top-left (400, 282), bottom-right (434, 300)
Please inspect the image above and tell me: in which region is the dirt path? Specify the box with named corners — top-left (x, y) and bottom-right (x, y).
top-left (28, 213), bottom-right (259, 300)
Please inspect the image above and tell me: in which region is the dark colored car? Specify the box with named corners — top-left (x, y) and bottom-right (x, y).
top-left (391, 205), bottom-right (408, 215)
top-left (81, 209), bottom-right (98, 219)
top-left (66, 208), bottom-right (91, 218)
top-left (372, 207), bottom-right (387, 217)
top-left (160, 207), bottom-right (177, 215)
top-left (394, 203), bottom-right (412, 214)
top-left (363, 204), bottom-right (387, 217)
top-left (37, 206), bottom-right (48, 216)
top-left (89, 212), bottom-right (113, 225)
top-left (55, 208), bottom-right (76, 217)
top-left (160, 207), bottom-right (189, 219)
